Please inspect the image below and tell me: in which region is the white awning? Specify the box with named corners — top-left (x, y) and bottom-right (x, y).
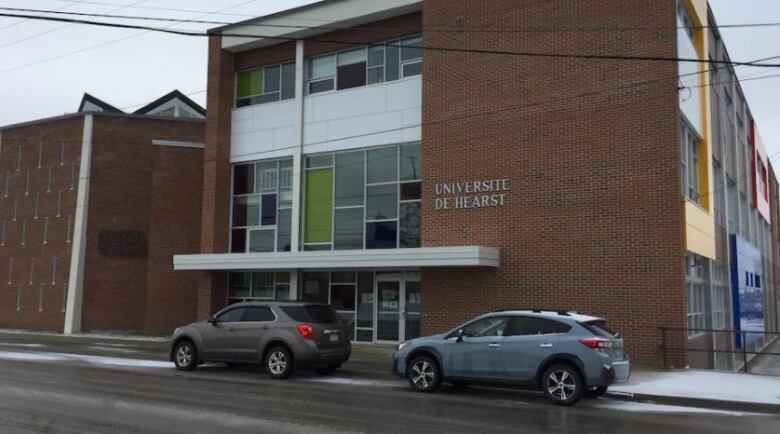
top-left (174, 246), bottom-right (499, 271)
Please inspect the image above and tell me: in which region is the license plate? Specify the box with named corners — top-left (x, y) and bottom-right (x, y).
top-left (329, 333), bottom-right (340, 342)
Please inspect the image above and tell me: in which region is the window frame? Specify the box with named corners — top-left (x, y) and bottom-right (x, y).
top-left (240, 305), bottom-right (278, 323)
top-left (306, 34), bottom-right (423, 96)
top-left (680, 119), bottom-right (702, 204)
top-left (235, 61), bottom-right (296, 108)
top-left (503, 316), bottom-right (572, 337)
top-left (228, 271), bottom-right (291, 305)
top-left (685, 255), bottom-right (707, 338)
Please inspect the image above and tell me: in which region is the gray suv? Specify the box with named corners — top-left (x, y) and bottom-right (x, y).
top-left (170, 302), bottom-right (351, 378)
top-left (392, 310), bottom-right (629, 406)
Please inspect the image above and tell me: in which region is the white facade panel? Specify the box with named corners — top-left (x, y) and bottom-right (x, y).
top-left (230, 100), bottom-right (297, 163)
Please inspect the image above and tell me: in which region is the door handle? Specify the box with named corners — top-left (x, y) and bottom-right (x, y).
top-left (488, 343), bottom-right (501, 348)
top-left (539, 343), bottom-right (553, 348)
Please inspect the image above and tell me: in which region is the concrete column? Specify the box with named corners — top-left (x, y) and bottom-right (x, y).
top-left (288, 40), bottom-right (305, 302)
top-left (64, 114), bottom-right (93, 334)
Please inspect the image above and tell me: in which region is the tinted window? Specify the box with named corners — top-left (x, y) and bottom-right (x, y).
top-left (217, 308), bottom-right (246, 323)
top-left (281, 305), bottom-right (339, 324)
top-left (580, 321), bottom-right (616, 338)
top-left (461, 316), bottom-right (508, 338)
top-left (242, 306), bottom-right (275, 322)
top-left (504, 317), bottom-right (571, 336)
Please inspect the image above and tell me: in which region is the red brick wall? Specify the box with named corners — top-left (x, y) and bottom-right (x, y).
top-left (0, 116), bottom-right (84, 331)
top-left (81, 115), bottom-right (204, 333)
top-left (419, 0), bottom-right (686, 365)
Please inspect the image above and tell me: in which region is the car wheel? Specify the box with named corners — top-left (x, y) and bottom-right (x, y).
top-left (313, 365), bottom-right (339, 375)
top-left (265, 346), bottom-right (293, 379)
top-left (173, 340), bottom-right (197, 371)
top-left (542, 364), bottom-right (583, 406)
top-left (584, 386), bottom-right (608, 399)
top-left (407, 356), bottom-right (441, 393)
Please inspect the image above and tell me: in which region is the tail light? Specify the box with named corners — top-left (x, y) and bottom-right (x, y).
top-left (297, 324), bottom-right (315, 340)
top-left (579, 338), bottom-right (613, 351)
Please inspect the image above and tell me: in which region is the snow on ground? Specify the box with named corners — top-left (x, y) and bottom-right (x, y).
top-left (611, 370), bottom-right (780, 405)
top-left (0, 350), bottom-right (171, 369)
top-left (592, 400), bottom-right (753, 416)
top-left (0, 329), bottom-right (169, 342)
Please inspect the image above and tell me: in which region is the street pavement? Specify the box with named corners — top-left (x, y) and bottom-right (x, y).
top-left (0, 332), bottom-right (778, 434)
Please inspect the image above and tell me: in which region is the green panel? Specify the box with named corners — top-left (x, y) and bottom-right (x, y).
top-left (237, 69), bottom-right (264, 98)
top-left (304, 168), bottom-right (333, 243)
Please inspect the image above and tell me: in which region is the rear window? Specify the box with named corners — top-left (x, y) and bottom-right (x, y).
top-left (281, 305), bottom-right (338, 324)
top-left (580, 320), bottom-right (617, 338)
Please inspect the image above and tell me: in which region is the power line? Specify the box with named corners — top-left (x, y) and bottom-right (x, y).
top-left (2, 12), bottom-right (780, 70)
top-left (12, 4), bottom-right (780, 33)
top-left (0, 1), bottom-right (90, 32)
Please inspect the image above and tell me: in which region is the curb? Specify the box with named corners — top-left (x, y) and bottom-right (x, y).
top-left (605, 391), bottom-right (780, 415)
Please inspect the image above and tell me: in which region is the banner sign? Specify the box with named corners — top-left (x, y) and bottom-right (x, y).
top-left (730, 234), bottom-right (765, 348)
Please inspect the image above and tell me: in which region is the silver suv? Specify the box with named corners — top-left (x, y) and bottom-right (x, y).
top-left (392, 310), bottom-right (629, 406)
top-left (170, 302), bottom-right (351, 378)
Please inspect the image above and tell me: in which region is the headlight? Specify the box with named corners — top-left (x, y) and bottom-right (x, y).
top-left (397, 342), bottom-right (407, 351)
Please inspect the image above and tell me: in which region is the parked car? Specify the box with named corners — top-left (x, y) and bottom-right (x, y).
top-left (170, 302), bottom-right (351, 378)
top-left (392, 309), bottom-right (629, 406)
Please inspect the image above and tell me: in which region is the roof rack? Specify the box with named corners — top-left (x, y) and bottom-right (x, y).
top-left (492, 308), bottom-right (573, 316)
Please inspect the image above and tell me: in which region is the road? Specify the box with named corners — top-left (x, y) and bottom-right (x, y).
top-left (0, 333), bottom-right (777, 434)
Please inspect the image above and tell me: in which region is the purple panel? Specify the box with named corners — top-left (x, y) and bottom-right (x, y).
top-left (262, 194), bottom-right (277, 226)
top-left (366, 221), bottom-right (397, 249)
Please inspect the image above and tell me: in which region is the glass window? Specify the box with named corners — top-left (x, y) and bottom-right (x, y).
top-left (337, 62), bottom-right (367, 90)
top-left (335, 151), bottom-right (365, 207)
top-left (264, 65), bottom-right (281, 93)
top-left (368, 45), bottom-right (385, 85)
top-left (242, 306), bottom-right (275, 322)
top-left (399, 202), bottom-right (420, 248)
top-left (462, 316), bottom-right (508, 338)
top-left (304, 168), bottom-right (333, 244)
top-left (217, 307), bottom-right (246, 323)
top-left (301, 272), bottom-right (329, 304)
top-left (402, 62), bottom-right (422, 77)
top-left (233, 164), bottom-right (254, 195)
top-left (400, 144), bottom-right (421, 181)
top-left (386, 44), bottom-right (400, 81)
top-left (236, 69), bottom-right (263, 99)
top-left (366, 184), bottom-right (397, 220)
top-left (249, 229), bottom-right (275, 252)
top-left (331, 284), bottom-right (356, 310)
top-left (233, 196), bottom-right (260, 227)
top-left (331, 272), bottom-right (356, 283)
top-left (281, 304), bottom-right (339, 324)
top-left (256, 161), bottom-right (278, 192)
top-left (277, 209), bottom-right (292, 252)
top-left (309, 54), bottom-right (336, 79)
top-left (229, 272), bottom-right (251, 298)
top-left (251, 272), bottom-right (275, 299)
top-left (231, 229), bottom-right (246, 253)
top-left (366, 148), bottom-right (398, 184)
top-left (281, 63), bottom-right (296, 100)
top-left (309, 80), bottom-right (335, 94)
top-left (261, 194), bottom-right (277, 226)
top-left (366, 221), bottom-right (397, 249)
top-left (335, 208), bottom-right (364, 250)
top-left (504, 317), bottom-right (572, 336)
top-left (279, 159), bottom-right (293, 207)
top-left (400, 36), bottom-right (422, 61)
top-left (357, 272), bottom-right (374, 328)
top-left (400, 182), bottom-right (421, 201)
top-left (306, 154), bottom-right (333, 169)
top-left (338, 48), bottom-right (367, 66)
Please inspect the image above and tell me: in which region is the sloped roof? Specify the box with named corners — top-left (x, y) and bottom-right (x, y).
top-left (132, 90), bottom-right (206, 117)
top-left (78, 93), bottom-right (124, 114)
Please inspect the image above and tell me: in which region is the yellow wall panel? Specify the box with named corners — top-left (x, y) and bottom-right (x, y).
top-left (684, 201), bottom-right (716, 259)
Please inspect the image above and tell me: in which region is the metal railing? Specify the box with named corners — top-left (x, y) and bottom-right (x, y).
top-left (658, 327), bottom-right (780, 375)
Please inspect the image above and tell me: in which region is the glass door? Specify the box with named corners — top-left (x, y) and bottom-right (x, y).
top-left (376, 278), bottom-right (401, 342)
top-left (374, 272), bottom-right (421, 343)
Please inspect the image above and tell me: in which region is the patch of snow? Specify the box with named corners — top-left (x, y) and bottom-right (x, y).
top-left (0, 329), bottom-right (169, 342)
top-left (593, 400), bottom-right (752, 416)
top-left (0, 343), bottom-right (46, 348)
top-left (611, 370), bottom-right (780, 405)
top-left (0, 350), bottom-right (171, 369)
top-left (301, 376), bottom-right (402, 388)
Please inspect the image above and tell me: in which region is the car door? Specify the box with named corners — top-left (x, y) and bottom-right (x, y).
top-left (200, 307), bottom-right (246, 361)
top-left (444, 316), bottom-right (508, 379)
top-left (500, 316), bottom-right (570, 382)
top-left (231, 305), bottom-right (276, 361)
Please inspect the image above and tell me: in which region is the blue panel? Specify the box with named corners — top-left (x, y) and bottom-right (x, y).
top-left (730, 234), bottom-right (765, 348)
top-left (366, 221), bottom-right (397, 249)
top-left (261, 194), bottom-right (277, 226)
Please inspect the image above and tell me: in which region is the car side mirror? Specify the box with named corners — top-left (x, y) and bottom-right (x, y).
top-left (456, 329), bottom-right (465, 343)
top-left (208, 316), bottom-right (218, 326)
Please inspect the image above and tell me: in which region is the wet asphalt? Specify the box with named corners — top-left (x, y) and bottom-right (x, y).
top-left (0, 332), bottom-right (778, 434)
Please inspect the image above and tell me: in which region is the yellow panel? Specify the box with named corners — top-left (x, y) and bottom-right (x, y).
top-left (684, 201), bottom-right (716, 259)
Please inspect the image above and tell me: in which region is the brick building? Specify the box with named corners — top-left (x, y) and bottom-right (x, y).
top-left (0, 92), bottom-right (205, 334)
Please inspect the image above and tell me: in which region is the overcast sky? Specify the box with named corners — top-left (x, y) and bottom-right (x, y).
top-left (0, 0), bottom-right (777, 156)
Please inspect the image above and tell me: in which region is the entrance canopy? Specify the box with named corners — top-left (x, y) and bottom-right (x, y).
top-left (174, 246), bottom-right (499, 271)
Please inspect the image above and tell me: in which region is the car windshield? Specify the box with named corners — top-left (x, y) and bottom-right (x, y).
top-left (580, 320), bottom-right (617, 338)
top-left (280, 305), bottom-right (339, 324)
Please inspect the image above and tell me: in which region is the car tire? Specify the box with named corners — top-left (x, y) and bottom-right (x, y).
top-left (265, 346), bottom-right (293, 379)
top-left (313, 365), bottom-right (339, 375)
top-left (584, 386), bottom-right (608, 399)
top-left (173, 340), bottom-right (197, 371)
top-left (407, 355), bottom-right (441, 393)
top-left (541, 364), bottom-right (583, 406)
